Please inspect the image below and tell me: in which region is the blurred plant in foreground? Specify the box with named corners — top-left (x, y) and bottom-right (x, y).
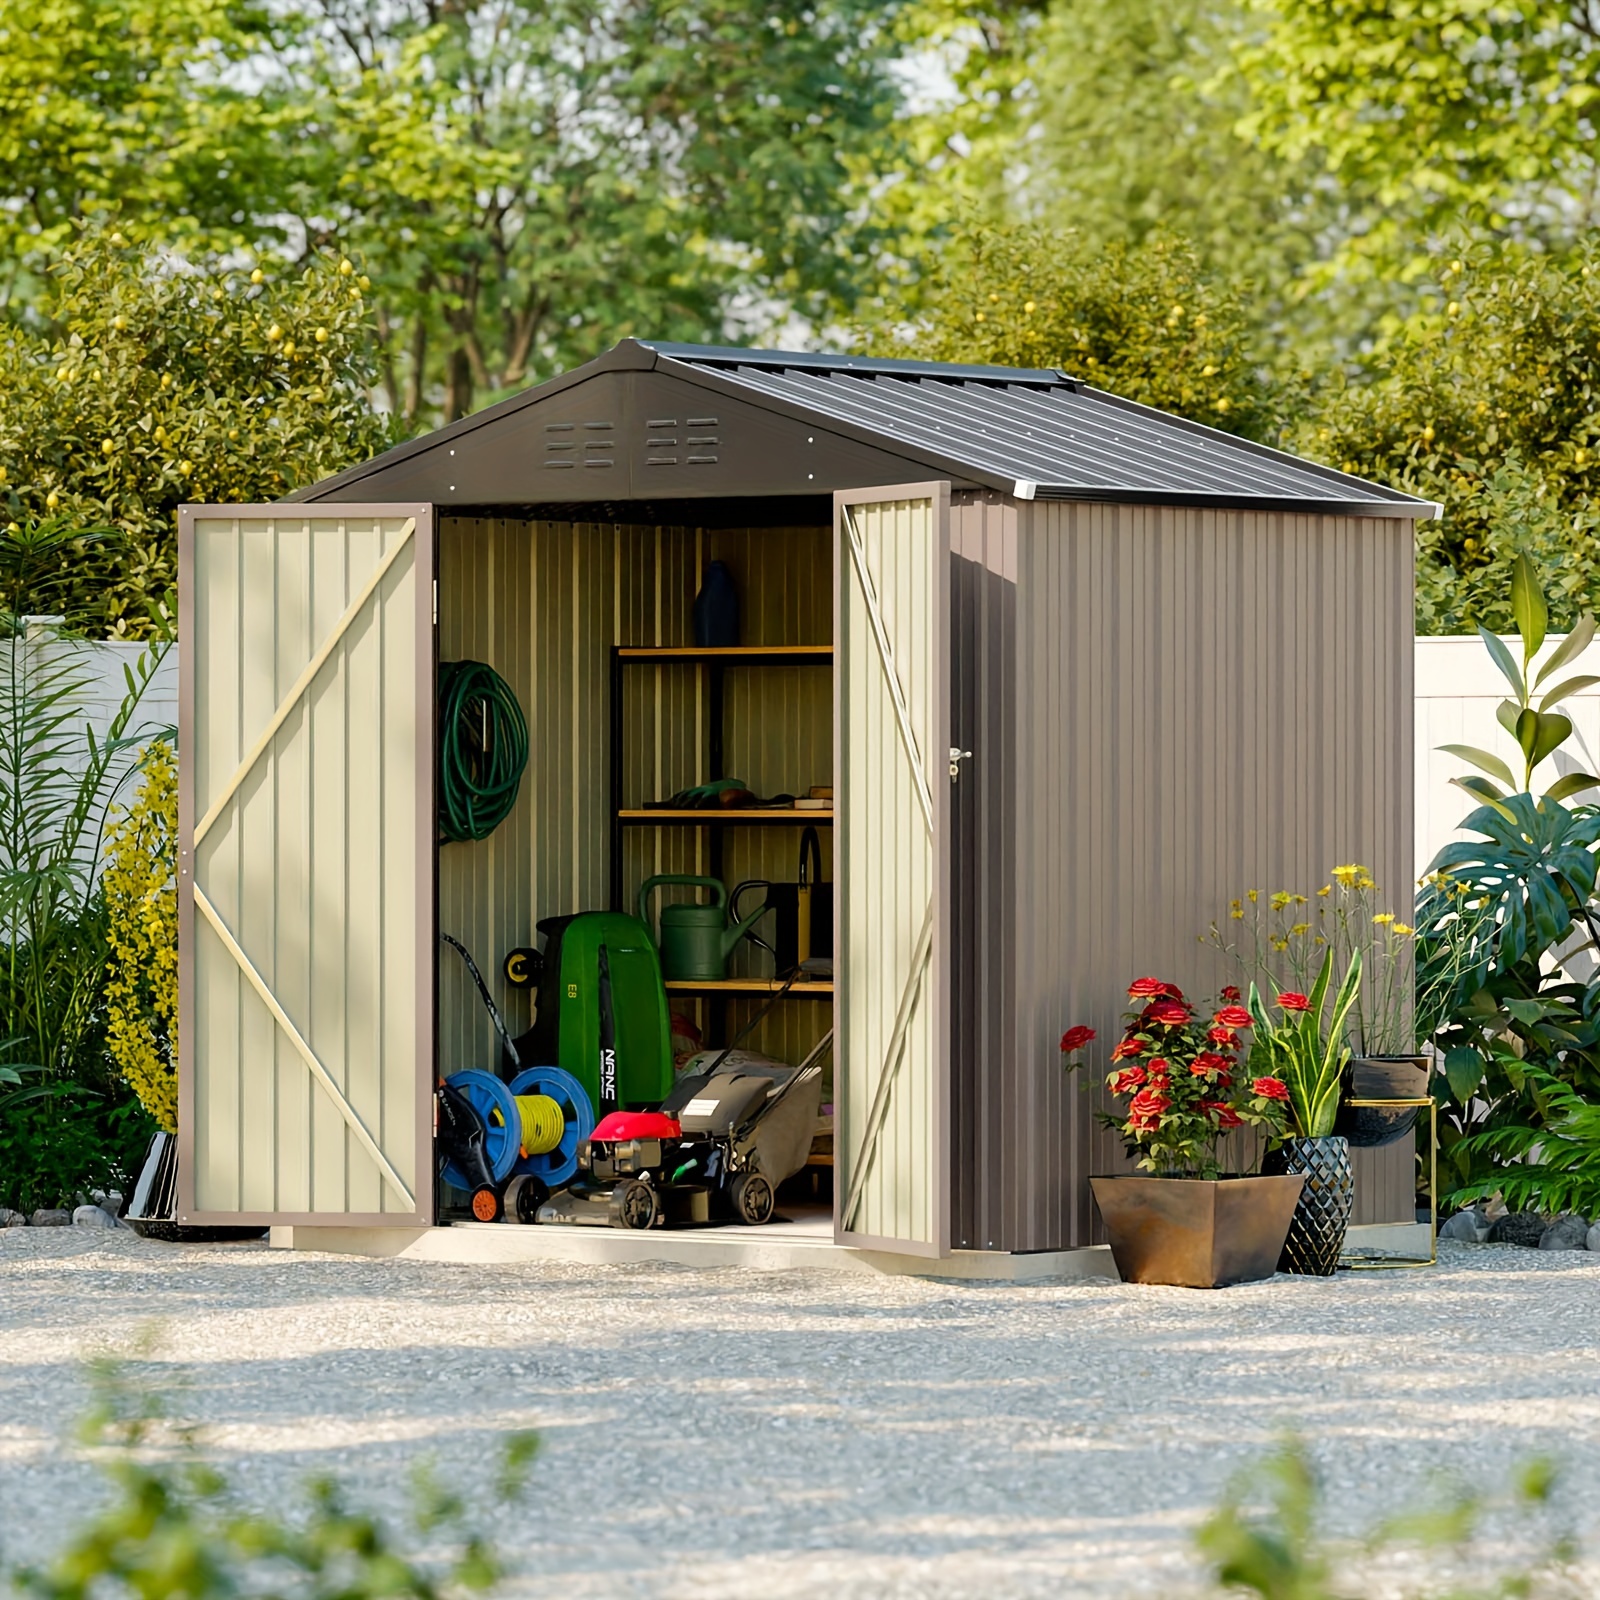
top-left (1198, 1437), bottom-right (1579, 1599)
top-left (6, 1358), bottom-right (538, 1600)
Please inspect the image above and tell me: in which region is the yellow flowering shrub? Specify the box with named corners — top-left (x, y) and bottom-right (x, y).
top-left (102, 743), bottom-right (178, 1132)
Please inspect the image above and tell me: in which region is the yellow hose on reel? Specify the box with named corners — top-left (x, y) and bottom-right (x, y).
top-left (515, 1094), bottom-right (564, 1158)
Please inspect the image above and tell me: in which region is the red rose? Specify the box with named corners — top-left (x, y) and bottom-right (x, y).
top-left (1060, 1025), bottom-right (1096, 1053)
top-left (1251, 1076), bottom-right (1290, 1101)
top-left (1205, 1101), bottom-right (1243, 1129)
top-left (1213, 1005), bottom-right (1253, 1029)
top-left (1220, 985), bottom-right (1242, 1003)
top-left (1108, 1064), bottom-right (1148, 1095)
top-left (1207, 1026), bottom-right (1239, 1046)
top-left (1189, 1051), bottom-right (1229, 1077)
top-left (1158, 982), bottom-right (1186, 1001)
top-left (1127, 977), bottom-right (1167, 999)
top-left (1144, 1000), bottom-right (1192, 1027)
top-left (1277, 992), bottom-right (1312, 1013)
top-left (1127, 1086), bottom-right (1171, 1129)
top-left (1111, 1036), bottom-right (1149, 1061)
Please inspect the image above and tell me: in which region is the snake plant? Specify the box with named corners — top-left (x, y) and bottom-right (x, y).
top-left (1247, 947), bottom-right (1362, 1139)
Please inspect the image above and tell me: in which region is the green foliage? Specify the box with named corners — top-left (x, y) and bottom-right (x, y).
top-left (0, 3), bottom-right (904, 426)
top-left (1452, 1069), bottom-right (1600, 1222)
top-left (1235, 0), bottom-right (1600, 269)
top-left (872, 223), bottom-right (1276, 436)
top-left (1198, 1438), bottom-right (1574, 1599)
top-left (0, 1), bottom-right (274, 296)
top-left (1245, 949), bottom-right (1361, 1139)
top-left (1436, 560), bottom-right (1600, 805)
top-left (0, 226), bottom-right (396, 635)
top-left (1296, 244), bottom-right (1600, 633)
top-left (9, 1361), bottom-right (539, 1600)
top-left (0, 524), bottom-right (167, 1208)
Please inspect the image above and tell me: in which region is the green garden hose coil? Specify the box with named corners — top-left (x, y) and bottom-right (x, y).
top-left (438, 660), bottom-right (528, 842)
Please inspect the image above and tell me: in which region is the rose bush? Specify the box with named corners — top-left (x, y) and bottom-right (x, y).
top-left (1063, 978), bottom-right (1291, 1176)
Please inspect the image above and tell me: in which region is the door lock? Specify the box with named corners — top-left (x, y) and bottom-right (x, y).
top-left (949, 746), bottom-right (973, 781)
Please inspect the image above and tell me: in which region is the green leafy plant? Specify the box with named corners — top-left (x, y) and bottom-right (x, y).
top-left (1245, 948), bottom-right (1361, 1138)
top-left (0, 225), bottom-right (397, 633)
top-left (1198, 1437), bottom-right (1575, 1599)
top-left (1438, 555), bottom-right (1600, 808)
top-left (0, 520), bottom-right (166, 1206)
top-left (9, 1359), bottom-right (539, 1600)
top-left (1448, 1069), bottom-right (1600, 1222)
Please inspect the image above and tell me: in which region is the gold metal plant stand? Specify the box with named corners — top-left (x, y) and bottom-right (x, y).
top-left (1338, 1096), bottom-right (1438, 1271)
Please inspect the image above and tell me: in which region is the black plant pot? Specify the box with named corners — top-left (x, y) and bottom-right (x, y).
top-left (1262, 1135), bottom-right (1353, 1276)
top-left (1334, 1056), bottom-right (1428, 1149)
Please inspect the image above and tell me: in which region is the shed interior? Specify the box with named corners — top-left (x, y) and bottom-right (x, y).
top-left (434, 502), bottom-right (840, 1212)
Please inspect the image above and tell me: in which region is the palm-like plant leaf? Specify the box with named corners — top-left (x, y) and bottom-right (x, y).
top-left (1419, 793), bottom-right (1600, 991)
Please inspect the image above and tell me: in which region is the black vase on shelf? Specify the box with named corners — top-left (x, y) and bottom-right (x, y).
top-left (1262, 1135), bottom-right (1353, 1276)
top-left (1334, 1055), bottom-right (1429, 1148)
top-left (692, 560), bottom-right (739, 647)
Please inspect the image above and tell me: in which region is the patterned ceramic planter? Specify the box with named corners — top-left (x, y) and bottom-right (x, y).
top-left (1262, 1135), bottom-right (1354, 1276)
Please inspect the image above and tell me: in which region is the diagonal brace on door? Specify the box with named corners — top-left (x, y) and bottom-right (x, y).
top-left (842, 505), bottom-right (934, 835)
top-left (193, 885), bottom-right (416, 1208)
top-left (842, 901), bottom-right (934, 1232)
top-left (194, 517), bottom-right (416, 847)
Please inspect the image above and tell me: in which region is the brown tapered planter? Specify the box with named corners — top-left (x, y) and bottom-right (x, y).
top-left (1090, 1174), bottom-right (1306, 1289)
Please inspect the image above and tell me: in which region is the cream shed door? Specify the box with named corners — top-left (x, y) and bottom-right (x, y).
top-left (834, 484), bottom-right (951, 1256)
top-left (177, 504), bottom-right (434, 1225)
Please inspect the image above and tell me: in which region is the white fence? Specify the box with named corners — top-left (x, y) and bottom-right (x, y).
top-left (1416, 633), bottom-right (1600, 878)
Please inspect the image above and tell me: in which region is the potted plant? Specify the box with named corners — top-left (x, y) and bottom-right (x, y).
top-left (1247, 947), bottom-right (1362, 1276)
top-left (1061, 979), bottom-right (1301, 1289)
top-left (1205, 869), bottom-right (1456, 1149)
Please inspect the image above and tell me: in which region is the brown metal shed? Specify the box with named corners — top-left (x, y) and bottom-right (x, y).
top-left (178, 340), bottom-right (1433, 1259)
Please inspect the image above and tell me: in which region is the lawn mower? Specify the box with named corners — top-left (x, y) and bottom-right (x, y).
top-left (533, 1029), bottom-right (828, 1230)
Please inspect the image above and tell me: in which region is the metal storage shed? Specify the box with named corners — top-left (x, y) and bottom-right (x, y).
top-left (178, 339), bottom-right (1434, 1263)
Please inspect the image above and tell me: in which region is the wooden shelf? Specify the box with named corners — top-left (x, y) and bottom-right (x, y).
top-left (619, 808), bottom-right (832, 825)
top-left (664, 977), bottom-right (834, 996)
top-left (617, 644), bottom-right (832, 665)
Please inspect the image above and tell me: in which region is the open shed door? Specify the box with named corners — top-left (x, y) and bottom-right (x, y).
top-left (178, 504), bottom-right (434, 1226)
top-left (834, 483), bottom-right (951, 1256)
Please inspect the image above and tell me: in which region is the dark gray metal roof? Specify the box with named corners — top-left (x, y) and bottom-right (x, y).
top-left (296, 339), bottom-right (1435, 517)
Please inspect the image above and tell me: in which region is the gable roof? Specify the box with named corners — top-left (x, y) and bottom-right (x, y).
top-left (294, 339), bottom-right (1436, 518)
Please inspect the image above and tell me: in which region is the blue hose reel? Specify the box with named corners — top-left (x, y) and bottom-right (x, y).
top-left (440, 1065), bottom-right (594, 1191)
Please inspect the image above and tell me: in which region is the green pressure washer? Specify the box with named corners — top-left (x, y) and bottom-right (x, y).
top-left (506, 912), bottom-right (674, 1113)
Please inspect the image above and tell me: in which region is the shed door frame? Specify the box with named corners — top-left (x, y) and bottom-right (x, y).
top-left (833, 481), bottom-right (952, 1258)
top-left (177, 501), bottom-right (436, 1226)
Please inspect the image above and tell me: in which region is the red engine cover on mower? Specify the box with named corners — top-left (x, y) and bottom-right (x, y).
top-left (591, 1110), bottom-right (681, 1142)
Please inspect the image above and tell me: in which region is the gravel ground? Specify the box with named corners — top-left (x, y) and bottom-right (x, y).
top-left (1, 1229), bottom-right (1597, 1597)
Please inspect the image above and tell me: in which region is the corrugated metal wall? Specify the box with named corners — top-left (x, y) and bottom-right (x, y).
top-left (183, 510), bottom-right (427, 1220)
top-left (438, 517), bottom-right (832, 1082)
top-left (964, 495), bottom-right (1415, 1251)
top-left (835, 492), bottom-right (948, 1252)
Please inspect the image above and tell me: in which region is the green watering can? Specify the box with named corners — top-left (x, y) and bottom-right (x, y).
top-left (637, 875), bottom-right (774, 981)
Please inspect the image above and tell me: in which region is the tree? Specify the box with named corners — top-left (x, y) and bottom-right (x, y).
top-left (868, 223), bottom-right (1277, 437)
top-left (0, 227), bottom-right (397, 633)
top-left (275, 0), bottom-right (905, 422)
top-left (1298, 242), bottom-right (1600, 631)
top-left (1236, 0), bottom-right (1600, 267)
top-left (0, 0), bottom-right (280, 301)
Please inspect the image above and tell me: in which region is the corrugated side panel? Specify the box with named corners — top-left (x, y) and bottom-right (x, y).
top-left (438, 518), bottom-right (832, 1079)
top-left (949, 493), bottom-right (1020, 1250)
top-left (190, 512), bottom-right (422, 1217)
top-left (1007, 502), bottom-right (1416, 1250)
top-left (837, 495), bottom-right (945, 1249)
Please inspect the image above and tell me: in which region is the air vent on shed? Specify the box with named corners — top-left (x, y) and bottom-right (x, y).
top-left (546, 419), bottom-right (614, 469)
top-left (645, 416), bottom-right (718, 466)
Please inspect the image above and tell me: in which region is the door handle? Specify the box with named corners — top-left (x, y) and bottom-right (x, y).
top-left (949, 746), bottom-right (973, 781)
